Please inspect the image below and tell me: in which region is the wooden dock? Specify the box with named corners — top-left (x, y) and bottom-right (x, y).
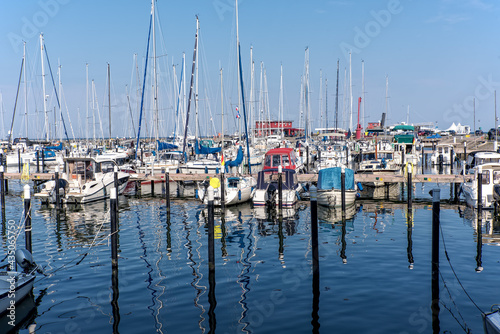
top-left (5, 172), bottom-right (473, 184)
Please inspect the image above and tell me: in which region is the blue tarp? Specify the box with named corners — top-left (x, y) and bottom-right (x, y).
top-left (317, 167), bottom-right (355, 190)
top-left (157, 140), bottom-right (178, 151)
top-left (195, 139), bottom-right (221, 155)
top-left (427, 134), bottom-right (441, 139)
top-left (225, 146), bottom-right (243, 168)
top-left (45, 142), bottom-right (63, 150)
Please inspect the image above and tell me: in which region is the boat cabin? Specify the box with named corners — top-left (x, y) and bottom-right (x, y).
top-left (263, 147), bottom-right (300, 171)
top-left (256, 168), bottom-right (298, 191)
top-left (63, 157), bottom-right (118, 181)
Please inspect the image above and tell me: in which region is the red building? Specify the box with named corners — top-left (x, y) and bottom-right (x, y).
top-left (255, 120), bottom-right (302, 137)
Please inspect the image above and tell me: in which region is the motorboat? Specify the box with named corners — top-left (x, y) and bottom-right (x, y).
top-left (316, 167), bottom-right (357, 208)
top-left (461, 163), bottom-right (500, 209)
top-left (35, 157), bottom-right (130, 205)
top-left (253, 168), bottom-right (302, 207)
top-left (197, 175), bottom-right (257, 206)
top-left (263, 147), bottom-right (304, 173)
top-left (356, 149), bottom-right (400, 199)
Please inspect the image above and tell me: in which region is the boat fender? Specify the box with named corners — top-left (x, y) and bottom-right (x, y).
top-left (238, 189), bottom-right (241, 200)
top-left (296, 191), bottom-right (301, 201)
top-left (15, 249), bottom-right (34, 269)
top-left (195, 188), bottom-right (199, 199)
top-left (357, 182), bottom-right (363, 191)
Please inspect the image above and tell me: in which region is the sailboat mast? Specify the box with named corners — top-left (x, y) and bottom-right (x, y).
top-left (220, 68), bottom-right (224, 154)
top-left (325, 79), bottom-right (328, 130)
top-left (108, 63), bottom-right (111, 141)
top-left (335, 59), bottom-right (339, 131)
top-left (23, 42), bottom-right (28, 138)
top-left (86, 63), bottom-right (89, 145)
top-left (280, 64), bottom-right (284, 139)
top-left (195, 17), bottom-right (199, 140)
top-left (250, 47), bottom-right (254, 145)
top-left (236, 0), bottom-right (242, 143)
top-left (58, 63), bottom-right (62, 141)
top-left (385, 75), bottom-right (389, 126)
top-left (362, 60), bottom-right (365, 132)
top-left (349, 50), bottom-right (353, 133)
top-left (258, 62), bottom-right (263, 138)
top-left (152, 0), bottom-right (159, 144)
top-left (319, 69), bottom-right (323, 130)
top-left (40, 33), bottom-right (49, 141)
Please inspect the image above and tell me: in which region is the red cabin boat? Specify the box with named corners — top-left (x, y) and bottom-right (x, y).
top-left (263, 147), bottom-right (304, 172)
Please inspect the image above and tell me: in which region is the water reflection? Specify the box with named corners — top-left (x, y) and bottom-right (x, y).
top-left (459, 207), bottom-right (500, 246)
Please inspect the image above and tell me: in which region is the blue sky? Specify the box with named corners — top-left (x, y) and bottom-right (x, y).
top-left (0, 0), bottom-right (499, 140)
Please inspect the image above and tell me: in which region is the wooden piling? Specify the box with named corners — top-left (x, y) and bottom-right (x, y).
top-left (207, 187), bottom-right (215, 272)
top-left (110, 187), bottom-right (118, 267)
top-left (431, 188), bottom-right (440, 333)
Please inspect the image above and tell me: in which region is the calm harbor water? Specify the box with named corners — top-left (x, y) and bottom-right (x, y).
top-left (1, 177), bottom-right (500, 334)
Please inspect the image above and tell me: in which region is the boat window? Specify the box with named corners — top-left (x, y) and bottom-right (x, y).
top-left (272, 155), bottom-right (281, 167)
top-left (494, 171), bottom-right (500, 184)
top-left (282, 154), bottom-right (290, 166)
top-left (264, 155), bottom-right (272, 167)
top-left (482, 170), bottom-right (490, 185)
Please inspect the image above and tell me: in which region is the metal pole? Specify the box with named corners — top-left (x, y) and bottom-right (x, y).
top-left (431, 188), bottom-right (440, 333)
top-left (114, 166), bottom-right (119, 207)
top-left (24, 185), bottom-right (32, 254)
top-left (278, 165), bottom-right (283, 216)
top-left (110, 187), bottom-right (118, 267)
top-left (220, 170), bottom-right (225, 212)
top-left (207, 186), bottom-right (215, 272)
top-left (407, 163), bottom-right (412, 216)
top-left (310, 185), bottom-right (319, 273)
top-left (55, 165), bottom-right (60, 210)
top-left (477, 166), bottom-right (483, 215)
top-left (165, 172), bottom-right (171, 216)
top-left (341, 166), bottom-right (346, 220)
top-left (18, 149), bottom-right (21, 173)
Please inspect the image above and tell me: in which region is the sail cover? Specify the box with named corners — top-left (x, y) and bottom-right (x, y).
top-left (317, 167), bottom-right (355, 190)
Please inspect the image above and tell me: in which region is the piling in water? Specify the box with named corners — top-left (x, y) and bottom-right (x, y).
top-left (0, 166), bottom-right (4, 212)
top-left (207, 186), bottom-right (215, 272)
top-left (431, 188), bottom-right (440, 332)
top-left (55, 166), bottom-right (60, 210)
top-left (165, 172), bottom-right (171, 215)
top-left (24, 185), bottom-right (32, 254)
top-left (310, 185), bottom-right (319, 274)
top-left (278, 165), bottom-right (283, 216)
top-left (477, 166), bottom-right (483, 215)
top-left (110, 187), bottom-right (118, 267)
top-left (341, 166), bottom-right (346, 220)
top-left (220, 170), bottom-right (226, 212)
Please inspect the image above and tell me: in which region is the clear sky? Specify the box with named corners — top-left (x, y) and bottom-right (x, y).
top-left (0, 0), bottom-right (499, 140)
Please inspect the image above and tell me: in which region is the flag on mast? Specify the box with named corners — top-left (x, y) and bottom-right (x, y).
top-left (236, 107), bottom-right (241, 119)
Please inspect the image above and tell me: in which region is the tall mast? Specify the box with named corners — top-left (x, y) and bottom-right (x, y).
top-left (92, 79), bottom-right (96, 142)
top-left (362, 59), bottom-right (365, 131)
top-left (220, 68), bottom-right (224, 153)
top-left (335, 59), bottom-right (339, 131)
top-left (473, 98), bottom-right (476, 135)
top-left (250, 47), bottom-right (254, 145)
top-left (195, 16), bottom-right (199, 140)
top-left (325, 79), bottom-right (328, 130)
top-left (349, 50), bottom-right (353, 133)
top-left (385, 75), bottom-right (389, 126)
top-left (152, 0), bottom-right (159, 144)
top-left (258, 62), bottom-right (263, 138)
top-left (58, 62), bottom-right (62, 141)
top-left (40, 33), bottom-right (49, 141)
top-left (236, 0), bottom-right (242, 143)
top-left (319, 70), bottom-right (323, 130)
top-left (495, 90), bottom-right (497, 151)
top-left (108, 63), bottom-right (111, 141)
top-left (280, 64), bottom-right (284, 139)
top-left (86, 63), bottom-right (89, 144)
top-left (23, 42), bottom-right (28, 138)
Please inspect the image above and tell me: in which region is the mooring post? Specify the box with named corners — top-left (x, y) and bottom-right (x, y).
top-left (310, 185), bottom-right (320, 333)
top-left (110, 187), bottom-right (118, 267)
top-left (306, 145), bottom-right (309, 173)
top-left (41, 148), bottom-right (45, 173)
top-left (476, 213), bottom-right (483, 272)
top-left (407, 163), bottom-right (412, 216)
top-left (463, 141), bottom-right (467, 162)
top-left (151, 179), bottom-right (155, 197)
top-left (477, 166), bottom-right (483, 215)
top-left (346, 145), bottom-right (349, 168)
top-left (431, 188), bottom-right (440, 333)
top-left (0, 166), bottom-right (4, 212)
top-left (55, 165), bottom-right (60, 210)
top-left (310, 185), bottom-right (319, 274)
top-left (421, 145), bottom-right (425, 174)
top-left (220, 169), bottom-right (226, 212)
top-left (17, 149), bottom-right (21, 173)
top-left (24, 185), bottom-right (32, 254)
top-left (278, 165), bottom-right (283, 216)
top-left (341, 166), bottom-right (346, 220)
top-left (165, 172), bottom-right (171, 216)
top-left (114, 166), bottom-right (119, 207)
top-left (36, 151), bottom-right (40, 173)
top-left (450, 147), bottom-right (454, 172)
top-left (207, 186), bottom-right (215, 272)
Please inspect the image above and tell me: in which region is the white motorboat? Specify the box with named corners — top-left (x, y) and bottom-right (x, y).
top-left (461, 163), bottom-right (500, 209)
top-left (197, 175), bottom-right (256, 206)
top-left (35, 158), bottom-right (130, 205)
top-left (316, 167), bottom-right (357, 208)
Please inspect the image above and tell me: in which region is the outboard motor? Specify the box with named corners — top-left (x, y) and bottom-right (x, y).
top-left (15, 249), bottom-right (36, 272)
